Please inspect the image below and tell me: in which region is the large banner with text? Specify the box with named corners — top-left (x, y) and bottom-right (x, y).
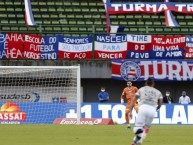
top-left (112, 60), bottom-right (193, 81)
top-left (0, 102), bottom-right (192, 125)
top-left (103, 1), bottom-right (193, 28)
top-left (1, 33), bottom-right (193, 60)
top-left (58, 36), bottom-right (92, 59)
top-left (105, 1), bottom-right (193, 14)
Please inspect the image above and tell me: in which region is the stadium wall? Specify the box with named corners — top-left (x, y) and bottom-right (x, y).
top-left (81, 78), bottom-right (193, 103)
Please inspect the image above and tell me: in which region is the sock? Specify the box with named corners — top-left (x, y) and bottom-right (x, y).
top-left (134, 136), bottom-right (141, 143)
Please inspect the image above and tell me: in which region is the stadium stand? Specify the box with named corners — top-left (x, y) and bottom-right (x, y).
top-left (0, 0), bottom-right (193, 35)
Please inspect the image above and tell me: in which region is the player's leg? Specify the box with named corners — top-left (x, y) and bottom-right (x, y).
top-left (132, 127), bottom-right (144, 145)
top-left (141, 106), bottom-right (156, 140)
top-left (131, 106), bottom-right (146, 145)
top-left (134, 103), bottom-right (138, 113)
top-left (125, 108), bottom-right (131, 128)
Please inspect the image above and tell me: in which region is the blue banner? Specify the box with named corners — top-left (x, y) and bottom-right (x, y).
top-left (0, 102), bottom-right (193, 125)
top-left (41, 36), bottom-right (58, 60)
top-left (0, 33), bottom-right (6, 60)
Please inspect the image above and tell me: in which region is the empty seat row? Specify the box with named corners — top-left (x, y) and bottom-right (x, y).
top-left (1, 0), bottom-right (193, 35)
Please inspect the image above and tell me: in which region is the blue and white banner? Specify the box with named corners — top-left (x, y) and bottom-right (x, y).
top-left (1, 102), bottom-right (193, 125)
top-left (24, 0), bottom-right (36, 26)
top-left (164, 0), bottom-right (180, 27)
top-left (106, 1), bottom-right (193, 14)
top-left (112, 60), bottom-right (193, 81)
top-left (104, 1), bottom-right (193, 27)
top-left (58, 36), bottom-right (93, 59)
top-left (109, 26), bottom-right (125, 36)
top-left (127, 35), bottom-right (152, 59)
top-left (94, 35), bottom-right (127, 59)
top-left (102, 0), bottom-right (125, 34)
top-left (80, 103), bottom-right (193, 125)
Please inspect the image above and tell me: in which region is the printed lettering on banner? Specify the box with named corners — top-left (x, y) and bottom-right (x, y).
top-left (94, 35), bottom-right (127, 59)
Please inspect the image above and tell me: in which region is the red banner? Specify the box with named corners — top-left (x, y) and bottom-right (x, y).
top-left (127, 35), bottom-right (152, 59)
top-left (150, 35), bottom-right (185, 59)
top-left (185, 36), bottom-right (193, 58)
top-left (23, 34), bottom-right (42, 59)
top-left (53, 118), bottom-right (114, 125)
top-left (5, 33), bottom-right (23, 59)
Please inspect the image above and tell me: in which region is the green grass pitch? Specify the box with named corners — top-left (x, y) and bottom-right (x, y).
top-left (0, 125), bottom-right (193, 145)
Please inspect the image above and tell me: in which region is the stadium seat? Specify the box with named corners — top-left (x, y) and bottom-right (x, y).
top-left (43, 21), bottom-right (51, 25)
top-left (73, 8), bottom-right (82, 13)
top-left (15, 8), bottom-right (22, 12)
top-left (38, 2), bottom-right (47, 6)
top-left (137, 21), bottom-right (145, 25)
top-left (180, 28), bottom-right (189, 32)
top-left (0, 1), bottom-right (4, 6)
top-left (47, 2), bottom-right (55, 6)
top-left (86, 21), bottom-right (93, 25)
top-left (0, 14), bottom-right (7, 19)
top-left (1, 0), bottom-right (193, 35)
top-left (130, 28), bottom-right (138, 33)
top-left (2, 26), bottom-right (10, 31)
top-left (62, 2), bottom-right (72, 6)
top-left (17, 20), bottom-right (25, 24)
top-left (189, 28), bottom-right (193, 32)
top-left (1, 20), bottom-right (9, 24)
top-left (13, 1), bottom-right (22, 6)
top-left (0, 8), bottom-right (6, 12)
top-left (187, 22), bottom-right (193, 26)
top-left (172, 28), bottom-right (181, 32)
top-left (5, 1), bottom-right (13, 6)
top-left (155, 28), bottom-right (164, 32)
top-left (138, 28), bottom-right (146, 33)
top-left (164, 28), bottom-right (172, 33)
top-left (77, 21), bottom-right (85, 25)
top-left (127, 21), bottom-right (136, 25)
top-left (11, 26), bottom-right (19, 31)
top-left (147, 28), bottom-right (155, 33)
top-left (67, 14), bottom-right (75, 19)
top-left (48, 8), bottom-right (56, 12)
top-left (145, 21), bottom-right (153, 25)
top-left (51, 21), bottom-right (60, 25)
top-left (80, 2), bottom-right (88, 6)
top-left (179, 21), bottom-right (187, 26)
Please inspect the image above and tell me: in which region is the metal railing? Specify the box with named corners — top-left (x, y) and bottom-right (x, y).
top-left (0, 24), bottom-right (193, 35)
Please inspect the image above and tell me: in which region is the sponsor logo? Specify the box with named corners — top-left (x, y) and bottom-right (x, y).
top-left (60, 118), bottom-right (103, 125)
top-left (120, 61), bottom-right (141, 81)
top-left (52, 97), bottom-right (67, 103)
top-left (30, 92), bottom-right (40, 102)
top-left (0, 92), bottom-right (40, 102)
top-left (0, 102), bottom-right (26, 124)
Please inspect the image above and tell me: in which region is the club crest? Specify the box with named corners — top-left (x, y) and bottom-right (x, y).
top-left (120, 61), bottom-right (141, 81)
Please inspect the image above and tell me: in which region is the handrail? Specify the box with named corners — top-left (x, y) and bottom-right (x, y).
top-left (0, 24), bottom-right (193, 35)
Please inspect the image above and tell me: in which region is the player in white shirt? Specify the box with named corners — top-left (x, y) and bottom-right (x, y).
top-left (129, 78), bottom-right (163, 145)
top-left (179, 91), bottom-right (191, 104)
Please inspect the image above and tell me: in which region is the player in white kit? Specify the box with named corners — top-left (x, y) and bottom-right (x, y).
top-left (129, 78), bottom-right (163, 145)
